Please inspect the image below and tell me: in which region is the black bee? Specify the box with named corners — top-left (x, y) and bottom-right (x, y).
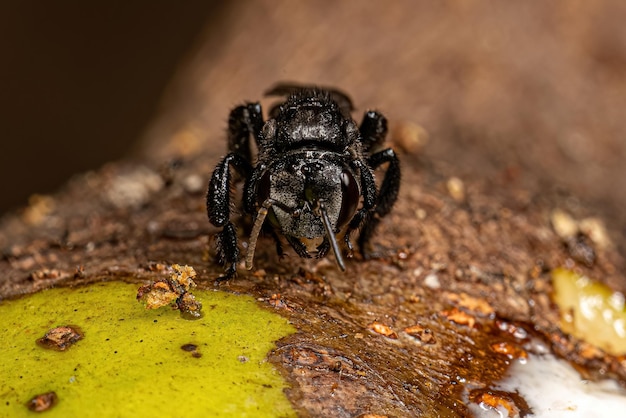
top-left (207, 83), bottom-right (400, 281)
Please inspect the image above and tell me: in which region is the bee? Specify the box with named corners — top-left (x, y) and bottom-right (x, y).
top-left (207, 83), bottom-right (400, 280)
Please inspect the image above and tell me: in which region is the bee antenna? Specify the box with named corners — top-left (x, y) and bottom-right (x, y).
top-left (319, 202), bottom-right (346, 271)
top-left (245, 199), bottom-right (274, 270)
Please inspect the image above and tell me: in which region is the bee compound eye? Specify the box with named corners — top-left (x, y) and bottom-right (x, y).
top-left (337, 170), bottom-right (360, 227)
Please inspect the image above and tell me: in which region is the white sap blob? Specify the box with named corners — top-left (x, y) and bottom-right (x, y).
top-left (469, 343), bottom-right (626, 417)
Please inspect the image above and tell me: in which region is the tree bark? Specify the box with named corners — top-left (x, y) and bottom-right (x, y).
top-left (3, 2), bottom-right (626, 416)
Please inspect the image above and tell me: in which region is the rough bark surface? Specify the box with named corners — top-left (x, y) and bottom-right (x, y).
top-left (2, 2), bottom-right (626, 416)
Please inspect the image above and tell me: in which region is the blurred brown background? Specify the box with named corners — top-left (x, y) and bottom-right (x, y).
top-left (2, 1), bottom-right (626, 245)
top-left (0, 1), bottom-right (222, 213)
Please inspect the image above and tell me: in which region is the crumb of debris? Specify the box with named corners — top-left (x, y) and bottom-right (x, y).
top-left (36, 326), bottom-right (84, 351)
top-left (441, 307), bottom-right (476, 328)
top-left (445, 292), bottom-right (495, 316)
top-left (579, 217), bottom-right (611, 249)
top-left (136, 281), bottom-right (179, 308)
top-left (577, 341), bottom-right (605, 360)
top-left (180, 343), bottom-right (202, 357)
top-left (29, 268), bottom-right (63, 281)
top-left (26, 391), bottom-right (58, 412)
top-left (408, 294), bottom-right (421, 303)
top-left (171, 264), bottom-right (197, 289)
top-left (137, 264), bottom-right (202, 319)
top-left (145, 262), bottom-right (169, 273)
top-left (446, 177), bottom-right (465, 202)
top-left (495, 320), bottom-right (529, 340)
top-left (551, 209), bottom-right (612, 250)
top-left (551, 209), bottom-right (602, 266)
top-left (167, 126), bottom-right (203, 156)
top-left (367, 321), bottom-right (398, 339)
top-left (269, 293), bottom-right (292, 311)
top-left (391, 120), bottom-right (428, 154)
top-left (106, 166), bottom-right (164, 209)
top-left (252, 268), bottom-right (267, 277)
top-left (22, 194), bottom-right (55, 226)
top-left (469, 389), bottom-right (530, 418)
top-left (423, 272), bottom-right (441, 289)
top-left (178, 292), bottom-right (203, 319)
top-left (550, 209), bottom-right (578, 239)
top-left (182, 174), bottom-right (205, 194)
top-left (404, 324), bottom-right (437, 344)
top-left (490, 342), bottom-right (528, 360)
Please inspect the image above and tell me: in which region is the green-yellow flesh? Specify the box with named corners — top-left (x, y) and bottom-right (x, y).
top-left (552, 268), bottom-right (626, 356)
top-left (0, 282), bottom-right (296, 417)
